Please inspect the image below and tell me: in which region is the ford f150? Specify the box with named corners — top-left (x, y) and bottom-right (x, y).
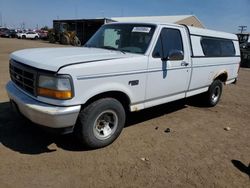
top-left (6, 22), bottom-right (241, 148)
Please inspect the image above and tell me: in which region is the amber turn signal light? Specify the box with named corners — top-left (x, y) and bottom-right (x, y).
top-left (37, 87), bottom-right (72, 100)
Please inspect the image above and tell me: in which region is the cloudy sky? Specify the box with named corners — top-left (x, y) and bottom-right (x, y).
top-left (0, 0), bottom-right (249, 33)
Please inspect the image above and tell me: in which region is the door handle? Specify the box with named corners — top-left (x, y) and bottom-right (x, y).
top-left (181, 61), bottom-right (189, 66)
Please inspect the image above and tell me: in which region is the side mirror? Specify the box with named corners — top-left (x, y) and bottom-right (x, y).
top-left (161, 50), bottom-right (184, 61)
top-left (168, 50), bottom-right (184, 61)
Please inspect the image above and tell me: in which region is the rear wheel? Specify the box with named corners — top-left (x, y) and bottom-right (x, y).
top-left (22, 35), bottom-right (26, 39)
top-left (205, 80), bottom-right (223, 107)
top-left (34, 36), bottom-right (38, 40)
top-left (75, 98), bottom-right (125, 149)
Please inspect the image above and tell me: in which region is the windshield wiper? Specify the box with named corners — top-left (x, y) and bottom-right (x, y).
top-left (100, 46), bottom-right (126, 54)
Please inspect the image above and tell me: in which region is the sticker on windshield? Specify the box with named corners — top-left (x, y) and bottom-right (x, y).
top-left (132, 27), bottom-right (151, 33)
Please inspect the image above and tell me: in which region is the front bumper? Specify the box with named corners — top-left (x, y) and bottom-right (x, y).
top-left (6, 81), bottom-right (81, 130)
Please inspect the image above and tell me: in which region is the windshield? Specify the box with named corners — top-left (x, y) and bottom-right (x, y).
top-left (85, 24), bottom-right (156, 54)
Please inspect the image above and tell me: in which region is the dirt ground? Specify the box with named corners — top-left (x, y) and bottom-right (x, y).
top-left (0, 38), bottom-right (249, 188)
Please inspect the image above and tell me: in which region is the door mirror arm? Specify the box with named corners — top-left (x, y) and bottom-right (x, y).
top-left (161, 56), bottom-right (169, 61)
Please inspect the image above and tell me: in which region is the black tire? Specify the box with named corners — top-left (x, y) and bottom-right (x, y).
top-left (48, 35), bottom-right (56, 43)
top-left (75, 98), bottom-right (126, 149)
top-left (34, 36), bottom-right (38, 40)
top-left (205, 80), bottom-right (223, 107)
top-left (60, 35), bottom-right (70, 45)
top-left (22, 35), bottom-right (26, 39)
top-left (72, 36), bottom-right (81, 46)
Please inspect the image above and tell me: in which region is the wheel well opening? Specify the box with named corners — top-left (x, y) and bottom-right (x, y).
top-left (215, 73), bottom-right (228, 83)
top-left (82, 91), bottom-right (131, 112)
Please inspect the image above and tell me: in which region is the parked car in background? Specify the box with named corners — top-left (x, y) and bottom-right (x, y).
top-left (1, 29), bottom-right (17, 38)
top-left (16, 30), bottom-right (24, 38)
top-left (17, 31), bottom-right (39, 39)
top-left (0, 27), bottom-right (9, 37)
top-left (36, 30), bottom-right (48, 40)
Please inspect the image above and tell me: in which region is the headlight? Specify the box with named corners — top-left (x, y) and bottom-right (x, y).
top-left (37, 75), bottom-right (73, 100)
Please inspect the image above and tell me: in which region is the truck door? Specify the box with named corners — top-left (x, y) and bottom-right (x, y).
top-left (145, 26), bottom-right (191, 108)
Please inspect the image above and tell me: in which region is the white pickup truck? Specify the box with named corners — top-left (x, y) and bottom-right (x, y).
top-left (6, 22), bottom-right (241, 148)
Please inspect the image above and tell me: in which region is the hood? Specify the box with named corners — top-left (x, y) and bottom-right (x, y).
top-left (10, 47), bottom-right (135, 72)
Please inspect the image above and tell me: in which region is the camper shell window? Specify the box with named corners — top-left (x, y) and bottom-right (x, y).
top-left (201, 37), bottom-right (235, 57)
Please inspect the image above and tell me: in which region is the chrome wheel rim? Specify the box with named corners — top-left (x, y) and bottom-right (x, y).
top-left (93, 110), bottom-right (118, 140)
top-left (211, 86), bottom-right (221, 103)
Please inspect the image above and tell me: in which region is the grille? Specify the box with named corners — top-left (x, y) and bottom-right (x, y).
top-left (9, 60), bottom-right (37, 95)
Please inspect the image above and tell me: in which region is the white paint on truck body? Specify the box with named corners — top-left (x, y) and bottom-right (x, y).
top-left (6, 22), bottom-right (241, 129)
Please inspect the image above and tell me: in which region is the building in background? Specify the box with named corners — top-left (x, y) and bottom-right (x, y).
top-left (52, 18), bottom-right (113, 44)
top-left (53, 15), bottom-right (205, 45)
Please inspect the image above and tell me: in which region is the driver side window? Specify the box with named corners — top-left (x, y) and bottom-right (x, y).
top-left (153, 28), bottom-right (183, 59)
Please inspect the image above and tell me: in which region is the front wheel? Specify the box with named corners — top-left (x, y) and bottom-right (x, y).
top-left (60, 35), bottom-right (70, 45)
top-left (75, 98), bottom-right (126, 149)
top-left (48, 35), bottom-right (56, 43)
top-left (205, 80), bottom-right (223, 107)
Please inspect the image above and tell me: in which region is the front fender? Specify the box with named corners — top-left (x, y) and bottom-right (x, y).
top-left (76, 82), bottom-right (134, 105)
